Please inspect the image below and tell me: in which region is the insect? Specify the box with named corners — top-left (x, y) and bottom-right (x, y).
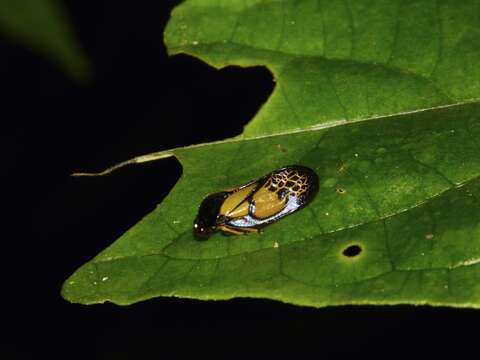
top-left (193, 165), bottom-right (319, 240)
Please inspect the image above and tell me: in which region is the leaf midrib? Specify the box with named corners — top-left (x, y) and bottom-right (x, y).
top-left (137, 100), bottom-right (479, 166)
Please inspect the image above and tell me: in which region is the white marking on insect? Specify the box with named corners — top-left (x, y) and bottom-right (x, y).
top-left (228, 194), bottom-right (298, 227)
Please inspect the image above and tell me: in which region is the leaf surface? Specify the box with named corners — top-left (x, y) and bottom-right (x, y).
top-left (63, 0), bottom-right (480, 307)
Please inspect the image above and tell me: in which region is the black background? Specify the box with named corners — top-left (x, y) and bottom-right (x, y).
top-left (3, 1), bottom-right (478, 358)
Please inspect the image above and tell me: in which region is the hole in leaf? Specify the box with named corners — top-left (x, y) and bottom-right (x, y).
top-left (336, 187), bottom-right (346, 194)
top-left (342, 244), bottom-right (362, 257)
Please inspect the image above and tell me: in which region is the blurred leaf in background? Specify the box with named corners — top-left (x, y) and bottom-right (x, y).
top-left (0, 0), bottom-right (91, 81)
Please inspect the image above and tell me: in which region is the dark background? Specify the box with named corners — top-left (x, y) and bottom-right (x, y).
top-left (3, 1), bottom-right (478, 358)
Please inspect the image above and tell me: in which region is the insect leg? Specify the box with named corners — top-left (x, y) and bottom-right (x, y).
top-left (218, 225), bottom-right (258, 236)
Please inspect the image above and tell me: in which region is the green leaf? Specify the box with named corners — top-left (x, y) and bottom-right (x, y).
top-left (63, 0), bottom-right (480, 307)
top-left (0, 0), bottom-right (91, 81)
